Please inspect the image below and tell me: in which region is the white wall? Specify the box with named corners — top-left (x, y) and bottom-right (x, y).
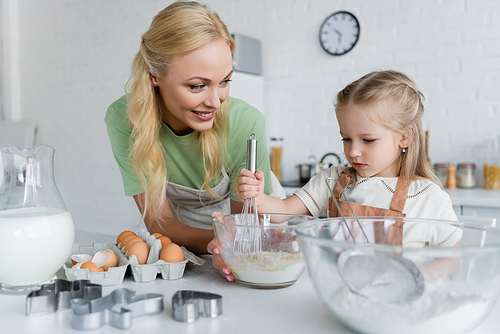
top-left (5, 0), bottom-right (500, 235)
top-left (1, 0), bottom-right (22, 120)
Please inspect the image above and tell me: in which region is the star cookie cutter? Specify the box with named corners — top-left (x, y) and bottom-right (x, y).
top-left (26, 279), bottom-right (102, 316)
top-left (70, 288), bottom-right (164, 330)
top-left (172, 290), bottom-right (222, 322)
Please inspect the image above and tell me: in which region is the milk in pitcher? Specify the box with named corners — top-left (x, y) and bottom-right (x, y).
top-left (0, 207), bottom-right (74, 286)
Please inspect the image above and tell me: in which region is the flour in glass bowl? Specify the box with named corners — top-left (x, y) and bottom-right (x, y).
top-left (229, 251), bottom-right (304, 284)
top-left (326, 284), bottom-right (490, 334)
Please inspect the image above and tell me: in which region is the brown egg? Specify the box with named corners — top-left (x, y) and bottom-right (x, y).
top-left (127, 241), bottom-right (150, 265)
top-left (151, 232), bottom-right (163, 239)
top-left (158, 236), bottom-right (172, 248)
top-left (92, 249), bottom-right (118, 271)
top-left (116, 230), bottom-right (136, 245)
top-left (119, 234), bottom-right (137, 248)
top-left (159, 243), bottom-right (185, 263)
top-left (123, 236), bottom-right (144, 252)
top-left (80, 261), bottom-right (104, 272)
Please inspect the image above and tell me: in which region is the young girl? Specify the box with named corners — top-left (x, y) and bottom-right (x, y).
top-left (235, 70), bottom-right (461, 249)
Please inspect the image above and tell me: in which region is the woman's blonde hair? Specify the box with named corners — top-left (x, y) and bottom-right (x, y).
top-left (125, 1), bottom-right (236, 222)
top-left (335, 70), bottom-right (440, 185)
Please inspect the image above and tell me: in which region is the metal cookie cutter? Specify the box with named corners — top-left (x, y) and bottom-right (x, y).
top-left (26, 279), bottom-right (102, 316)
top-left (70, 288), bottom-right (164, 330)
top-left (172, 290), bottom-right (222, 322)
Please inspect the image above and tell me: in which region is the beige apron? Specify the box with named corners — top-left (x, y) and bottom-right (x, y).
top-left (166, 167), bottom-right (231, 230)
top-left (328, 167), bottom-right (410, 245)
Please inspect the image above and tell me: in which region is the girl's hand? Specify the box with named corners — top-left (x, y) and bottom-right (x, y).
top-left (208, 212), bottom-right (234, 282)
top-left (235, 169), bottom-right (265, 206)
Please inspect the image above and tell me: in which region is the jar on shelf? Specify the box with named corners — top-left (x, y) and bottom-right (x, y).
top-left (270, 137), bottom-right (283, 183)
top-left (434, 163), bottom-right (449, 186)
top-left (445, 165), bottom-right (457, 189)
top-left (457, 163), bottom-right (476, 188)
top-left (484, 164), bottom-right (500, 189)
top-left (484, 139), bottom-right (500, 190)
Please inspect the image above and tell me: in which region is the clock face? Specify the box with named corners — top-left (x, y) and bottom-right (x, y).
top-left (319, 11), bottom-right (360, 56)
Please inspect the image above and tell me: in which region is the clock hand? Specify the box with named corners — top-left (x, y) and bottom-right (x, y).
top-left (334, 29), bottom-right (342, 43)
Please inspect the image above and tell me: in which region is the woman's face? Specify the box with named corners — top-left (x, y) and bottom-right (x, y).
top-left (336, 100), bottom-right (407, 178)
top-left (153, 39), bottom-right (233, 135)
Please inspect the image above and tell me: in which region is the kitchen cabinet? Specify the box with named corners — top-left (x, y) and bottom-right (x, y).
top-left (447, 188), bottom-right (500, 223)
top-left (461, 206), bottom-right (500, 221)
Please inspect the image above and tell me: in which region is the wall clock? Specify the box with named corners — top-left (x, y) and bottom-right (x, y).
top-left (319, 11), bottom-right (360, 56)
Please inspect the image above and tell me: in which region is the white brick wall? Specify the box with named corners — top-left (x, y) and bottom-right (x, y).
top-left (6, 0), bottom-right (500, 234)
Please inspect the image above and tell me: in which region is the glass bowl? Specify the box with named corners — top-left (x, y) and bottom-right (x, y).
top-left (213, 213), bottom-right (315, 289)
top-left (295, 216), bottom-right (500, 334)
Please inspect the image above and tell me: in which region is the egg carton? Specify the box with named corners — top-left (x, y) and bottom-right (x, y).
top-left (118, 229), bottom-right (205, 283)
top-left (64, 243), bottom-right (128, 286)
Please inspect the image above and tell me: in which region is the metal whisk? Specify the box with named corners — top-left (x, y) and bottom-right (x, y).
top-left (325, 177), bottom-right (369, 244)
top-left (234, 133), bottom-right (261, 255)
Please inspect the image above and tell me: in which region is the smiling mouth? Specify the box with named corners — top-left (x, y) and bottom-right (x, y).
top-left (192, 110), bottom-right (214, 118)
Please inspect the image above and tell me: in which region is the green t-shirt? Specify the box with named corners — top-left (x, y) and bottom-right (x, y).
top-left (104, 95), bottom-right (273, 202)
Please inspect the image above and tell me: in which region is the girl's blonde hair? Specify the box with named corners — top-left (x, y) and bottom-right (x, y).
top-left (126, 1), bottom-right (235, 222)
top-left (335, 70), bottom-right (440, 185)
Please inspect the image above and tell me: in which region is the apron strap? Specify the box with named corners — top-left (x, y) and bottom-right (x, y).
top-left (332, 167), bottom-right (356, 201)
top-left (329, 168), bottom-right (407, 246)
top-left (388, 176), bottom-right (411, 214)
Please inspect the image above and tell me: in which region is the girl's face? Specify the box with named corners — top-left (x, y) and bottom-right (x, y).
top-left (152, 39), bottom-right (233, 135)
top-left (336, 100), bottom-right (407, 178)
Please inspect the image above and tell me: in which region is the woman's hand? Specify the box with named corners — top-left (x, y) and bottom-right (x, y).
top-left (208, 211), bottom-right (234, 282)
top-left (235, 169), bottom-right (265, 206)
top-left (134, 193), bottom-right (214, 254)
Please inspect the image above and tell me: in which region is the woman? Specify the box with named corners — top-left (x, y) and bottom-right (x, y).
top-left (105, 1), bottom-right (273, 262)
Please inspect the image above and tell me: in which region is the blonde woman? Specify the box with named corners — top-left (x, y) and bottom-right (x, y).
top-left (105, 1), bottom-right (273, 267)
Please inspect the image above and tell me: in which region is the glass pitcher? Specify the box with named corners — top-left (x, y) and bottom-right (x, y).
top-left (0, 145), bottom-right (74, 294)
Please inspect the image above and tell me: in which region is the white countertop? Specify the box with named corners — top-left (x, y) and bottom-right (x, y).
top-left (1, 230), bottom-right (500, 334)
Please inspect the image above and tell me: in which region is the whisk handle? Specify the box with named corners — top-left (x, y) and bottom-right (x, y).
top-left (247, 133), bottom-right (257, 173)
